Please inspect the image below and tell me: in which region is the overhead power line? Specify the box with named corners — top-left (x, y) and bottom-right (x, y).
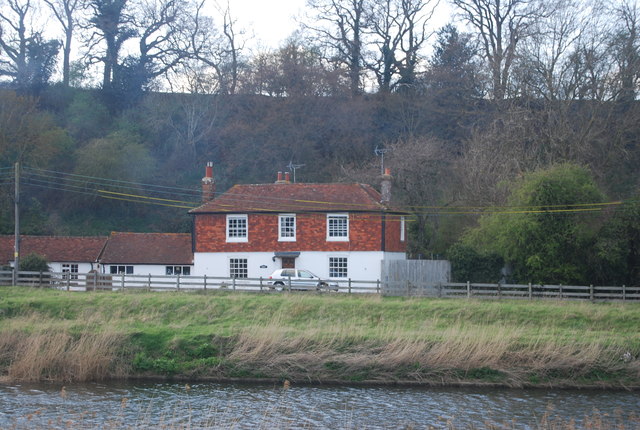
top-left (14, 165), bottom-right (636, 217)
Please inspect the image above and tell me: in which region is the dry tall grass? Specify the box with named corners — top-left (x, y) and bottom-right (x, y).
top-left (0, 326), bottom-right (127, 382)
top-left (223, 316), bottom-right (638, 387)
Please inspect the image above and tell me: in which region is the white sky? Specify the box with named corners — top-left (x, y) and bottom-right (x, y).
top-left (220, 0), bottom-right (309, 50)
top-left (222, 0), bottom-right (456, 52)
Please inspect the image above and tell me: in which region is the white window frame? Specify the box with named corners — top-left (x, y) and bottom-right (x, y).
top-left (400, 216), bottom-right (406, 242)
top-left (329, 257), bottom-right (348, 278)
top-left (110, 265), bottom-right (133, 275)
top-left (326, 213), bottom-right (349, 241)
top-left (226, 214), bottom-right (248, 242)
top-left (278, 214), bottom-right (296, 242)
top-left (166, 265), bottom-right (191, 276)
top-left (229, 258), bottom-right (248, 278)
top-left (62, 263), bottom-right (79, 280)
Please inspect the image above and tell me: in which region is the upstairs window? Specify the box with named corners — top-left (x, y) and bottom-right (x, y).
top-left (327, 213), bottom-right (349, 241)
top-left (226, 214), bottom-right (248, 242)
top-left (278, 214), bottom-right (296, 241)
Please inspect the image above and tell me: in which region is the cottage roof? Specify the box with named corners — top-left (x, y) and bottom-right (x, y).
top-left (98, 232), bottom-right (193, 265)
top-left (0, 235), bottom-right (107, 265)
top-left (190, 183), bottom-right (404, 214)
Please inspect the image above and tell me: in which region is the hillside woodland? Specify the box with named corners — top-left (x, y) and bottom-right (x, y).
top-left (0, 0), bottom-right (639, 285)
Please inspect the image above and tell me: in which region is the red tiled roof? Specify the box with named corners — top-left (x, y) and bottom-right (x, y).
top-left (0, 235), bottom-right (107, 265)
top-left (190, 183), bottom-right (399, 214)
top-left (98, 232), bottom-right (193, 265)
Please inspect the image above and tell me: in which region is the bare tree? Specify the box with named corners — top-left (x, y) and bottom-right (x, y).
top-left (609, 0), bottom-right (640, 105)
top-left (0, 0), bottom-right (60, 89)
top-left (86, 0), bottom-right (135, 90)
top-left (451, 0), bottom-right (549, 100)
top-left (43, 0), bottom-right (86, 87)
top-left (514, 0), bottom-right (588, 100)
top-left (191, 1), bottom-right (246, 95)
top-left (366, 0), bottom-right (439, 92)
top-left (305, 0), bottom-right (367, 95)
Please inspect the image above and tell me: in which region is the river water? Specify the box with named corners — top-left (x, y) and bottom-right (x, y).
top-left (0, 381), bottom-right (638, 429)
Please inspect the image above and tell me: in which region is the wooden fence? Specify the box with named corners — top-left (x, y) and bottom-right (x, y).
top-left (0, 270), bottom-right (382, 294)
top-left (1, 270), bottom-right (638, 301)
top-left (419, 281), bottom-right (640, 301)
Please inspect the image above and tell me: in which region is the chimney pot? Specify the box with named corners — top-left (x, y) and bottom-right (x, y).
top-left (285, 172), bottom-right (291, 183)
top-left (201, 162), bottom-right (216, 202)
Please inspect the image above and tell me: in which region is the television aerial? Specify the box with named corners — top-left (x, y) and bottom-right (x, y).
top-left (287, 161), bottom-right (305, 183)
top-left (374, 146), bottom-right (390, 175)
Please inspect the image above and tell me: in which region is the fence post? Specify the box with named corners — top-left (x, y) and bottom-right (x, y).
top-left (348, 278), bottom-right (352, 294)
top-left (93, 271), bottom-right (98, 291)
top-left (559, 284), bottom-right (563, 300)
top-left (590, 284), bottom-right (594, 302)
top-left (148, 274), bottom-right (152, 291)
top-left (498, 282), bottom-right (501, 299)
top-left (233, 277), bottom-right (236, 291)
top-left (176, 274), bottom-right (181, 291)
top-left (376, 279), bottom-right (380, 294)
top-left (259, 276), bottom-right (263, 292)
top-left (623, 284), bottom-right (626, 301)
top-left (287, 276), bottom-right (291, 292)
top-left (437, 283), bottom-right (442, 298)
top-left (39, 271), bottom-right (43, 288)
top-left (466, 281), bottom-right (471, 298)
top-left (528, 283), bottom-right (532, 299)
top-left (204, 274), bottom-right (207, 291)
top-left (66, 273), bottom-right (70, 292)
top-left (121, 274), bottom-right (125, 291)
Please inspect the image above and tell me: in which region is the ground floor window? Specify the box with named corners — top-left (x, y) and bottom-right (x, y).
top-left (166, 266), bottom-right (191, 276)
top-left (229, 258), bottom-right (248, 278)
top-left (62, 263), bottom-right (78, 279)
top-left (110, 265), bottom-right (133, 275)
top-left (329, 257), bottom-right (348, 278)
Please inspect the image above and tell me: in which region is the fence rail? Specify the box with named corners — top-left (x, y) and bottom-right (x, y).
top-left (0, 270), bottom-right (382, 294)
top-left (1, 270), bottom-right (638, 301)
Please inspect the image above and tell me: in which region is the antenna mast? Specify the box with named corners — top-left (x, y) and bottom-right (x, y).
top-left (374, 146), bottom-right (390, 175)
top-left (287, 161), bottom-right (305, 183)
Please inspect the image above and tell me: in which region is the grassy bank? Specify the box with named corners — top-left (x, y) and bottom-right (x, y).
top-left (0, 286), bottom-right (638, 388)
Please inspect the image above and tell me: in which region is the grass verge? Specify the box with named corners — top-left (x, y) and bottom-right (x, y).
top-left (0, 286), bottom-right (638, 387)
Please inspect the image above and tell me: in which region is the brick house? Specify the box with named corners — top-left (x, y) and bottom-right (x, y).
top-left (96, 232), bottom-right (193, 276)
top-left (189, 166), bottom-right (407, 282)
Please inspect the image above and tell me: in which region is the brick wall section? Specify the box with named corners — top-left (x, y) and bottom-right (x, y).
top-left (194, 212), bottom-right (407, 253)
top-left (384, 215), bottom-right (405, 252)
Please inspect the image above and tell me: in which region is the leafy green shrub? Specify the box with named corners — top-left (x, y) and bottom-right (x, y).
top-left (447, 243), bottom-right (503, 283)
top-left (20, 253), bottom-right (50, 272)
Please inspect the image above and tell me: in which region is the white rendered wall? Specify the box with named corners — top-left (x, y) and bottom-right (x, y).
top-left (193, 251), bottom-right (406, 282)
top-left (98, 264), bottom-right (193, 276)
top-left (48, 262), bottom-right (95, 273)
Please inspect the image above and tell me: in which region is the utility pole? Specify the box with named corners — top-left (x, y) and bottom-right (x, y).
top-left (13, 162), bottom-right (20, 286)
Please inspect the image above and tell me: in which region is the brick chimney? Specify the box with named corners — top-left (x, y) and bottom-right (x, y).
top-left (284, 172), bottom-right (291, 183)
top-left (380, 168), bottom-right (392, 204)
top-left (202, 162), bottom-right (215, 202)
top-left (275, 171), bottom-right (287, 184)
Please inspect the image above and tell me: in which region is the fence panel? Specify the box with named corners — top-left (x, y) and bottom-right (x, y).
top-left (2, 270), bottom-right (639, 301)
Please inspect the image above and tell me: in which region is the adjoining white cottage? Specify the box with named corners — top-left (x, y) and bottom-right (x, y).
top-left (0, 235), bottom-right (107, 277)
top-left (96, 232), bottom-right (193, 276)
